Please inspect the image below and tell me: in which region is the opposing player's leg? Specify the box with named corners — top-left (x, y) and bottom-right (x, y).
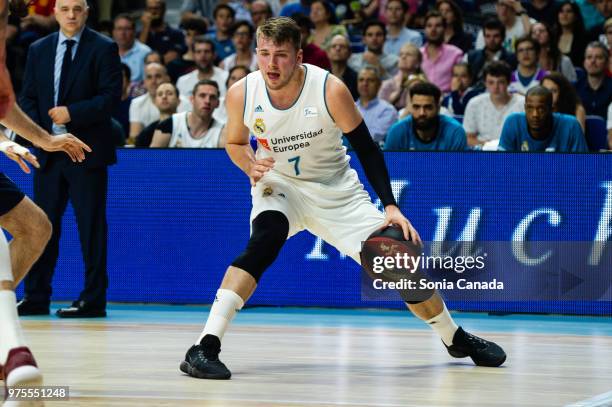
top-left (181, 210), bottom-right (291, 380)
top-left (308, 175), bottom-right (506, 367)
top-left (0, 230), bottom-right (43, 406)
top-left (0, 196), bottom-right (51, 286)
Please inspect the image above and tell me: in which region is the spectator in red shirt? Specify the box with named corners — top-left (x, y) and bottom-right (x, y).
top-left (292, 13), bottom-right (331, 71)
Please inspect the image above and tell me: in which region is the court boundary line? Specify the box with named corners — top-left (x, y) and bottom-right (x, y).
top-left (566, 390), bottom-right (612, 407)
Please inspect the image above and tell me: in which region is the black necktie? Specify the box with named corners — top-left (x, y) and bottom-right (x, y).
top-left (58, 39), bottom-right (76, 105)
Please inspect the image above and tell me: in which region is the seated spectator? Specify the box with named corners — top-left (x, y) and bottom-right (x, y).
top-left (139, 0), bottom-right (186, 64)
top-left (356, 67), bottom-right (398, 145)
top-left (437, 0), bottom-right (474, 53)
top-left (328, 35), bottom-right (359, 100)
top-left (251, 0), bottom-right (274, 29)
top-left (113, 64), bottom-right (134, 138)
top-left (220, 20), bottom-right (258, 71)
top-left (136, 82), bottom-right (181, 147)
top-left (530, 22), bottom-right (576, 81)
top-left (555, 1), bottom-right (588, 68)
top-left (167, 17), bottom-right (208, 83)
top-left (509, 36), bottom-right (547, 94)
top-left (384, 0), bottom-right (423, 56)
top-left (475, 0), bottom-right (533, 53)
top-left (308, 0), bottom-right (347, 51)
top-left (420, 10), bottom-right (464, 93)
top-left (498, 86), bottom-right (588, 151)
top-left (18, 0), bottom-right (57, 46)
top-left (466, 18), bottom-right (517, 88)
top-left (379, 44), bottom-right (424, 110)
top-left (385, 82), bottom-right (467, 150)
top-left (211, 4), bottom-right (236, 62)
top-left (113, 14), bottom-right (152, 84)
top-left (442, 62), bottom-right (482, 116)
top-left (541, 72), bottom-right (587, 131)
top-left (214, 65), bottom-right (251, 124)
top-left (129, 63), bottom-right (191, 142)
top-left (177, 37), bottom-right (229, 98)
top-left (129, 51), bottom-right (166, 98)
top-left (294, 14), bottom-right (331, 70)
top-left (576, 42), bottom-right (612, 118)
top-left (151, 80), bottom-right (225, 148)
top-left (464, 61), bottom-right (524, 148)
top-left (349, 21), bottom-right (398, 80)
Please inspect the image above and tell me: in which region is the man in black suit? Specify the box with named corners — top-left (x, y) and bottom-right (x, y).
top-left (18, 0), bottom-right (121, 317)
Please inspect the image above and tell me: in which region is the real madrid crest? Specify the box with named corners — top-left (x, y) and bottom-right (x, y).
top-left (263, 186), bottom-right (273, 197)
top-left (253, 118), bottom-right (266, 135)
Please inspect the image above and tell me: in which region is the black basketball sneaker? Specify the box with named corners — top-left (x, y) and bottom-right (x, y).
top-left (180, 335), bottom-right (232, 379)
top-left (444, 327), bottom-right (507, 367)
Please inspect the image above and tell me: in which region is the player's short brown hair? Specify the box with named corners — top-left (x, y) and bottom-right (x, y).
top-left (256, 17), bottom-right (301, 52)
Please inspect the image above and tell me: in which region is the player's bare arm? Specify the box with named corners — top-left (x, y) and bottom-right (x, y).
top-left (325, 75), bottom-right (421, 244)
top-left (0, 102), bottom-right (92, 162)
top-left (224, 78), bottom-right (274, 186)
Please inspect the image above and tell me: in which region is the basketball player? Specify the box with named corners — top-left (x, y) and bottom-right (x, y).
top-left (0, 1), bottom-right (92, 401)
top-left (181, 17), bottom-right (506, 380)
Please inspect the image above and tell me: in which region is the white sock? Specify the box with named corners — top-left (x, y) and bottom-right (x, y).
top-left (0, 290), bottom-right (27, 364)
top-left (425, 304), bottom-right (459, 346)
top-left (196, 289), bottom-right (244, 344)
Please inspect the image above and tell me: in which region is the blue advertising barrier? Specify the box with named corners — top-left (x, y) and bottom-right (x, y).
top-left (5, 150), bottom-right (612, 315)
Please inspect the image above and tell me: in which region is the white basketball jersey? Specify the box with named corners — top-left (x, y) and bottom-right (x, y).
top-left (169, 112), bottom-right (224, 148)
top-left (243, 64), bottom-right (349, 182)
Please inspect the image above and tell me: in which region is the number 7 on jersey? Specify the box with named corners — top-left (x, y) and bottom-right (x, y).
top-left (288, 156), bottom-right (301, 176)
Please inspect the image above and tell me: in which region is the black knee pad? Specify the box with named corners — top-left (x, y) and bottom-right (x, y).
top-left (231, 211), bottom-right (289, 282)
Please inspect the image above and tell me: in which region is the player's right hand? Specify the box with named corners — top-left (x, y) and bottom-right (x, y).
top-left (39, 133), bottom-right (92, 163)
top-left (248, 157), bottom-right (275, 186)
top-left (0, 140), bottom-right (39, 174)
top-left (0, 65), bottom-right (16, 120)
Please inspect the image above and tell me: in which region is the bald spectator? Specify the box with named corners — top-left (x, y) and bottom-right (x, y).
top-left (328, 35), bottom-right (358, 100)
top-left (420, 11), bottom-right (463, 93)
top-left (176, 37), bottom-right (229, 98)
top-left (356, 67), bottom-right (398, 145)
top-left (384, 0), bottom-right (422, 56)
top-left (129, 63), bottom-right (190, 142)
top-left (139, 0), bottom-right (186, 64)
top-left (349, 21), bottom-right (398, 80)
top-left (113, 14), bottom-right (151, 83)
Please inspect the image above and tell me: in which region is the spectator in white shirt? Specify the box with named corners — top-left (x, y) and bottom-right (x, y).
top-left (463, 60), bottom-right (524, 149)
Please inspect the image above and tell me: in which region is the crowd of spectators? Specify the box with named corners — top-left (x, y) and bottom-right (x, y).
top-left (5, 0), bottom-right (612, 151)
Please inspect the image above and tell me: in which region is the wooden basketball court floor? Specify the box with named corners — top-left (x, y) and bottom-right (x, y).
top-left (13, 304), bottom-right (612, 407)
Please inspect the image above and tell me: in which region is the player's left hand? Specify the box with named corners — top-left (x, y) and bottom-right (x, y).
top-left (38, 133), bottom-right (92, 162)
top-left (0, 140), bottom-right (39, 173)
top-left (381, 205), bottom-right (422, 245)
top-left (48, 106), bottom-right (71, 125)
